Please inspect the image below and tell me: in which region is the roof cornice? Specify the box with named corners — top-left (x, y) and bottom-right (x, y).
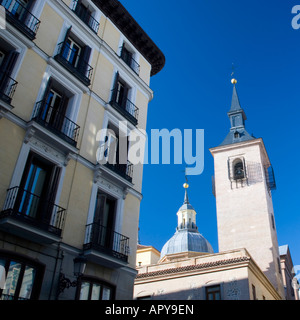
top-left (92, 0), bottom-right (165, 76)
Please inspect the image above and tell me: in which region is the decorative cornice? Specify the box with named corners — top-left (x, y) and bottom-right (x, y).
top-left (136, 256), bottom-right (250, 279)
top-left (92, 0), bottom-right (165, 76)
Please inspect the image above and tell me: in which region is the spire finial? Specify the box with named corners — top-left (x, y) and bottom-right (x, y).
top-left (231, 63), bottom-right (237, 85)
top-left (183, 183), bottom-right (189, 204)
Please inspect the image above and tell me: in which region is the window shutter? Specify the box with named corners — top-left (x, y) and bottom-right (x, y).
top-left (74, 0), bottom-right (83, 14)
top-left (61, 26), bottom-right (72, 56)
top-left (78, 45), bottom-right (91, 75)
top-left (42, 78), bottom-right (53, 101)
top-left (63, 26), bottom-right (72, 45)
top-left (111, 72), bottom-right (119, 103)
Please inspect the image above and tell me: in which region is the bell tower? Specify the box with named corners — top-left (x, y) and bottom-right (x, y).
top-left (210, 79), bottom-right (284, 298)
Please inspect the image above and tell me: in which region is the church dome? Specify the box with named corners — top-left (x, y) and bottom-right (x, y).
top-left (160, 182), bottom-right (214, 260)
top-left (160, 229), bottom-right (214, 258)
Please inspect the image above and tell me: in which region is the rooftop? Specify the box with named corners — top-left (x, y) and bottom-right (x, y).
top-left (92, 0), bottom-right (165, 76)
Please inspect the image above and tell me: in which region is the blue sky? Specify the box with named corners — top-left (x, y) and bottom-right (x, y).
top-left (123, 1), bottom-right (300, 271)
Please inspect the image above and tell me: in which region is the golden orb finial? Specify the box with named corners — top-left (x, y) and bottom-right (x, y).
top-left (183, 183), bottom-right (189, 189)
top-left (231, 78), bottom-right (237, 84)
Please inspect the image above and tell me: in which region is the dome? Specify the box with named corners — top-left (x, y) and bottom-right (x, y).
top-left (160, 229), bottom-right (214, 259)
top-left (159, 181), bottom-right (214, 261)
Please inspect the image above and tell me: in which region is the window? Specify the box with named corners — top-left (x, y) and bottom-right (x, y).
top-left (32, 77), bottom-right (80, 145)
top-left (233, 158), bottom-right (245, 180)
top-left (113, 75), bottom-right (131, 110)
top-left (1, 0), bottom-right (40, 39)
top-left (84, 189), bottom-right (129, 262)
top-left (77, 277), bottom-right (115, 300)
top-left (0, 39), bottom-right (19, 103)
top-left (120, 43), bottom-right (140, 74)
top-left (0, 251), bottom-right (44, 300)
top-left (97, 122), bottom-right (133, 181)
top-left (55, 26), bottom-right (93, 86)
top-left (234, 131), bottom-right (240, 139)
top-left (110, 72), bottom-right (139, 125)
top-left (63, 38), bottom-right (82, 68)
top-left (72, 0), bottom-right (100, 34)
top-left (205, 285), bottom-right (221, 300)
top-left (271, 214), bottom-right (275, 229)
top-left (252, 284), bottom-right (256, 300)
top-left (277, 257), bottom-right (281, 274)
top-left (17, 152), bottom-right (61, 221)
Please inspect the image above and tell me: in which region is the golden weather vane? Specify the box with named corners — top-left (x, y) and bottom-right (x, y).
top-left (231, 63), bottom-right (237, 84)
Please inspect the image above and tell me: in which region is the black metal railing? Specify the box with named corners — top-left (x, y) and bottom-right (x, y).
top-left (0, 71), bottom-right (18, 104)
top-left (264, 165), bottom-right (276, 191)
top-left (120, 48), bottom-right (140, 75)
top-left (84, 223), bottom-right (129, 262)
top-left (54, 42), bottom-right (93, 86)
top-left (1, 186), bottom-right (67, 237)
top-left (1, 0), bottom-right (40, 39)
top-left (32, 100), bottom-right (80, 146)
top-left (71, 0), bottom-right (99, 34)
top-left (110, 89), bottom-right (139, 125)
top-left (104, 160), bottom-right (133, 182)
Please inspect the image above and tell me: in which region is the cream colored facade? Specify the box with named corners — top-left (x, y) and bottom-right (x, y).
top-left (210, 138), bottom-right (285, 298)
top-left (134, 249), bottom-right (281, 300)
top-left (0, 0), bottom-right (164, 300)
top-left (136, 245), bottom-right (160, 267)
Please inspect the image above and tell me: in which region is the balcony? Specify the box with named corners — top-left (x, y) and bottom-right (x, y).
top-left (109, 89), bottom-right (139, 126)
top-left (120, 47), bottom-right (140, 75)
top-left (0, 71), bottom-right (18, 104)
top-left (32, 100), bottom-right (80, 147)
top-left (54, 42), bottom-right (93, 86)
top-left (71, 0), bottom-right (100, 34)
top-left (0, 186), bottom-right (67, 244)
top-left (104, 160), bottom-right (133, 183)
top-left (83, 223), bottom-right (129, 267)
top-left (1, 0), bottom-right (40, 40)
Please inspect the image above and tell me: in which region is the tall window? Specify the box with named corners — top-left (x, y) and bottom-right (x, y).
top-left (252, 284), bottom-right (256, 300)
top-left (97, 122), bottom-right (132, 181)
top-left (112, 74), bottom-right (131, 110)
top-left (17, 152), bottom-right (61, 221)
top-left (0, 251), bottom-right (44, 300)
top-left (0, 38), bottom-right (19, 102)
top-left (77, 277), bottom-right (115, 300)
top-left (205, 285), bottom-right (221, 300)
top-left (32, 78), bottom-right (80, 145)
top-left (55, 26), bottom-right (93, 86)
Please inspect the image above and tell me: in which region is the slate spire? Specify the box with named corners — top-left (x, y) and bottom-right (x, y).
top-left (219, 78), bottom-right (254, 146)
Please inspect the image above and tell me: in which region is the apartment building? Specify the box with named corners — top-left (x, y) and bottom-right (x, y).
top-left (0, 0), bottom-right (164, 300)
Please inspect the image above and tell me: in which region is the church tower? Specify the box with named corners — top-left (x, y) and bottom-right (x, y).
top-left (210, 79), bottom-right (284, 297)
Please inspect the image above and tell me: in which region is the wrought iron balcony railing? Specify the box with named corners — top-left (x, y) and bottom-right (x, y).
top-left (84, 223), bottom-right (129, 263)
top-left (0, 71), bottom-right (18, 104)
top-left (1, 0), bottom-right (41, 39)
top-left (54, 42), bottom-right (93, 86)
top-left (110, 89), bottom-right (139, 125)
top-left (104, 160), bottom-right (133, 182)
top-left (71, 0), bottom-right (100, 34)
top-left (32, 100), bottom-right (80, 147)
top-left (120, 47), bottom-right (140, 75)
top-left (1, 186), bottom-right (67, 237)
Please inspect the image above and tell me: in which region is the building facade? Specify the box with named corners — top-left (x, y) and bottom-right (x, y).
top-left (0, 0), bottom-right (164, 300)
